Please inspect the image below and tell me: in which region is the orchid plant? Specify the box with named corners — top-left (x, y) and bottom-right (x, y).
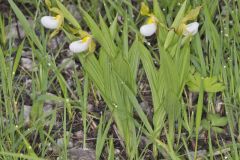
top-left (41, 1), bottom-right (204, 159)
top-left (41, 0), bottom-right (96, 54)
top-left (137, 1), bottom-right (203, 158)
top-left (39, 0), bottom-right (203, 159)
top-left (4, 0), bottom-right (237, 159)
top-left (10, 0), bottom-right (205, 159)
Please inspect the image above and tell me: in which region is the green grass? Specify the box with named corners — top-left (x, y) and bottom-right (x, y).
top-left (0, 0), bottom-right (240, 159)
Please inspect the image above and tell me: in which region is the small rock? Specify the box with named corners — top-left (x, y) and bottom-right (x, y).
top-left (57, 138), bottom-right (64, 146)
top-left (140, 101), bottom-right (151, 115)
top-left (57, 138), bottom-right (74, 148)
top-left (6, 22), bottom-right (25, 40)
top-left (66, 50), bottom-right (74, 57)
top-left (43, 104), bottom-right (53, 115)
top-left (67, 5), bottom-right (81, 21)
top-left (21, 58), bottom-right (37, 72)
top-left (22, 50), bottom-right (32, 57)
top-left (68, 141), bottom-right (74, 148)
top-left (23, 105), bottom-right (31, 125)
top-left (68, 148), bottom-right (95, 160)
top-left (188, 150), bottom-right (207, 160)
top-left (88, 104), bottom-right (94, 112)
top-left (6, 20), bottom-right (33, 40)
top-left (47, 33), bottom-right (65, 50)
top-left (114, 148), bottom-right (120, 155)
top-left (59, 58), bottom-right (76, 70)
top-left (74, 130), bottom-right (83, 140)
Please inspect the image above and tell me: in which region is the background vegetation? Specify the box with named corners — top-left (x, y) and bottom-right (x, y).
top-left (0, 0), bottom-right (239, 159)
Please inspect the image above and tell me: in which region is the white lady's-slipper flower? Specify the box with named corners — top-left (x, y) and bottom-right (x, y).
top-left (183, 22), bottom-right (199, 36)
top-left (140, 16), bottom-right (157, 37)
top-left (69, 36), bottom-right (92, 53)
top-left (41, 15), bottom-right (61, 29)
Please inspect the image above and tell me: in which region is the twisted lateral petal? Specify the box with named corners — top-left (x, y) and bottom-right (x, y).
top-left (41, 16), bottom-right (59, 29)
top-left (140, 23), bottom-right (157, 37)
top-left (69, 38), bottom-right (91, 53)
top-left (183, 22), bottom-right (199, 36)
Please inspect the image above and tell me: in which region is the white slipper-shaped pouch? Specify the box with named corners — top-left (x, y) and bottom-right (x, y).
top-left (140, 23), bottom-right (157, 37)
top-left (41, 15), bottom-right (61, 29)
top-left (69, 37), bottom-right (91, 53)
top-left (183, 22), bottom-right (199, 36)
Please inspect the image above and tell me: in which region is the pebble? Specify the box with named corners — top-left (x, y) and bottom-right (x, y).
top-left (21, 58), bottom-right (37, 72)
top-left (57, 138), bottom-right (74, 148)
top-left (68, 148), bottom-right (95, 160)
top-left (6, 20), bottom-right (34, 40)
top-left (23, 105), bottom-right (31, 125)
top-left (59, 58), bottom-right (77, 70)
top-left (74, 130), bottom-right (83, 140)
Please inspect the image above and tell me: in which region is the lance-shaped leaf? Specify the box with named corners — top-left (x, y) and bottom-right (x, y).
top-left (182, 6), bottom-right (202, 23)
top-left (140, 2), bottom-right (150, 16)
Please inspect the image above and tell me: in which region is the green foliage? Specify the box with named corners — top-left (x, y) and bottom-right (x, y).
top-left (187, 72), bottom-right (225, 93)
top-left (3, 0), bottom-right (239, 159)
top-left (202, 113), bottom-right (228, 133)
